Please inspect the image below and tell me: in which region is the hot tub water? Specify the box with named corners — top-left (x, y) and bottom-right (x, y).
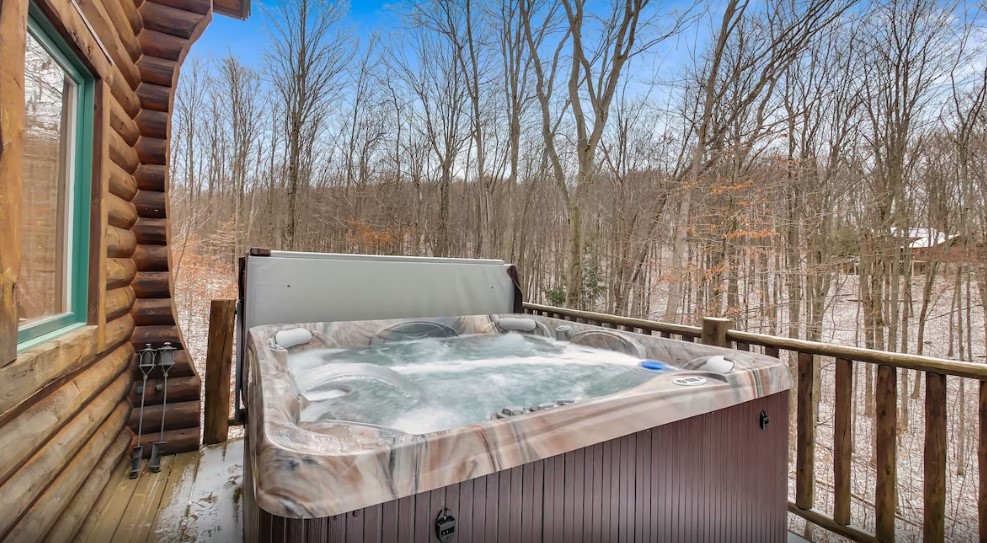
top-left (287, 333), bottom-right (662, 434)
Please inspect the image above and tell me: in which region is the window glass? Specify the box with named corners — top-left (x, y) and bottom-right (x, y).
top-left (19, 32), bottom-right (77, 328)
top-left (17, 8), bottom-right (93, 349)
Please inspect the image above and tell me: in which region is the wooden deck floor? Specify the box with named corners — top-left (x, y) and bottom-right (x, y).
top-left (76, 438), bottom-right (245, 543)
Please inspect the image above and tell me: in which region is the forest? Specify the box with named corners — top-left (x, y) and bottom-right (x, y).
top-left (167, 1), bottom-right (987, 537)
top-left (172, 0), bottom-right (985, 359)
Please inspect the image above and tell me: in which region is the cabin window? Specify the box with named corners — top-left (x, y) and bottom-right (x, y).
top-left (17, 6), bottom-right (94, 350)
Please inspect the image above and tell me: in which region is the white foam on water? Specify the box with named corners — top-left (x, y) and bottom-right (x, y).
top-left (287, 333), bottom-right (658, 435)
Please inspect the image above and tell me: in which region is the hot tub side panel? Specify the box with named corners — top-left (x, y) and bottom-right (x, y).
top-left (246, 391), bottom-right (789, 543)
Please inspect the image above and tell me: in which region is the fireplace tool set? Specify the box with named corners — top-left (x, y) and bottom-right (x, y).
top-left (130, 342), bottom-right (177, 479)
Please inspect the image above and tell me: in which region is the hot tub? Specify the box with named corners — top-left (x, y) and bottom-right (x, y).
top-left (242, 314), bottom-right (792, 542)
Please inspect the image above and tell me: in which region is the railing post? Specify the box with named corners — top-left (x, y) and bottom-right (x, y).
top-left (796, 352), bottom-right (816, 511)
top-left (700, 317), bottom-right (732, 348)
top-left (979, 380), bottom-right (986, 542)
top-left (203, 299), bottom-right (236, 445)
top-left (834, 358), bottom-right (853, 526)
top-left (924, 372), bottom-right (946, 543)
top-left (876, 365), bottom-right (898, 542)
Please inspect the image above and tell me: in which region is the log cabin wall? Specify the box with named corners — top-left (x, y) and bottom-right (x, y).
top-left (0, 0), bottom-right (242, 539)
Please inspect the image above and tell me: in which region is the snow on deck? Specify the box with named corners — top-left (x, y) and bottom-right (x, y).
top-left (77, 439), bottom-right (244, 543)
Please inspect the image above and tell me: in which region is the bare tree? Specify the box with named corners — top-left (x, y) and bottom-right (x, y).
top-left (267, 0), bottom-right (352, 250)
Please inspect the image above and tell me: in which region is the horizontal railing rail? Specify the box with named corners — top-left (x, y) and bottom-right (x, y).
top-left (522, 302), bottom-right (702, 340)
top-left (522, 302), bottom-right (986, 543)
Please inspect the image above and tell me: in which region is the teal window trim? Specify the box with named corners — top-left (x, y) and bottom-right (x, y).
top-left (17, 4), bottom-right (95, 350)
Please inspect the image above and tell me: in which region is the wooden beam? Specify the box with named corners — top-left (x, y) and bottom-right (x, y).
top-left (924, 372), bottom-right (946, 543)
top-left (0, 327), bottom-right (98, 418)
top-left (979, 380), bottom-right (986, 543)
top-left (875, 365), bottom-right (897, 542)
top-left (727, 327), bottom-right (987, 381)
top-left (788, 503), bottom-right (881, 543)
top-left (105, 287), bottom-right (136, 321)
top-left (136, 55), bottom-right (177, 87)
top-left (0, 372), bottom-right (129, 537)
top-left (90, 81), bottom-right (110, 349)
top-left (135, 164), bottom-right (167, 191)
top-left (0, 0), bottom-right (28, 365)
top-left (833, 358), bottom-right (853, 526)
top-left (795, 351), bottom-right (815, 510)
top-left (106, 258), bottom-right (137, 290)
top-left (135, 426), bottom-right (199, 456)
top-left (148, 0), bottom-right (211, 15)
top-left (106, 225), bottom-right (138, 258)
top-left (139, 28), bottom-right (186, 61)
top-left (204, 300), bottom-right (235, 444)
top-left (133, 218), bottom-right (167, 245)
top-left (133, 244), bottom-right (170, 271)
top-left (108, 160), bottom-right (138, 201)
top-left (700, 317), bottom-right (731, 348)
top-left (92, 0), bottom-right (142, 61)
top-left (131, 323), bottom-right (182, 346)
top-left (133, 189), bottom-right (167, 218)
top-left (42, 428), bottom-right (130, 542)
top-left (132, 271), bottom-right (171, 298)
top-left (215, 0), bottom-right (249, 19)
top-left (109, 128), bottom-right (140, 173)
top-left (108, 96), bottom-right (139, 147)
top-left (129, 374), bottom-right (199, 405)
top-left (137, 82), bottom-right (172, 112)
top-left (136, 136), bottom-right (168, 166)
top-left (106, 192), bottom-right (138, 230)
top-left (0, 342), bottom-right (130, 485)
top-left (136, 108), bottom-right (168, 139)
top-left (141, 1), bottom-right (203, 38)
top-left (104, 314), bottom-right (135, 351)
top-left (8, 402), bottom-right (129, 541)
top-left (74, 0), bottom-right (142, 90)
top-left (118, 0), bottom-right (143, 35)
top-left (131, 297), bottom-right (175, 326)
top-left (126, 399), bottom-right (199, 434)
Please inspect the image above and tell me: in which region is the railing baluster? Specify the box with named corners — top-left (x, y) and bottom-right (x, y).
top-left (834, 358), bottom-right (853, 526)
top-left (979, 380), bottom-right (986, 542)
top-left (876, 365), bottom-right (897, 542)
top-left (924, 372), bottom-right (946, 543)
top-left (736, 341), bottom-right (750, 352)
top-left (765, 346), bottom-right (780, 358)
top-left (796, 351), bottom-right (816, 510)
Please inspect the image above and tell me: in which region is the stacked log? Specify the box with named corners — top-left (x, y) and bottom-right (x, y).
top-left (124, 0), bottom-right (213, 448)
top-left (0, 0), bottom-right (219, 539)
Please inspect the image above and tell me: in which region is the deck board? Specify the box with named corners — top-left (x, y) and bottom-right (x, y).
top-left (150, 448), bottom-right (201, 543)
top-left (179, 440), bottom-right (244, 542)
top-left (77, 453), bottom-right (141, 542)
top-left (83, 439), bottom-right (245, 543)
top-left (112, 455), bottom-right (176, 543)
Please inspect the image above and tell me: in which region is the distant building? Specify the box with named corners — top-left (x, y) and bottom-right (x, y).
top-left (898, 228), bottom-right (986, 272)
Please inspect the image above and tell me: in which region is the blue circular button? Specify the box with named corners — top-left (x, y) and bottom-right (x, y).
top-left (640, 360), bottom-right (667, 371)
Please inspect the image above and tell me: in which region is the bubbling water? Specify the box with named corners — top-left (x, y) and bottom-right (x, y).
top-left (289, 333), bottom-right (658, 434)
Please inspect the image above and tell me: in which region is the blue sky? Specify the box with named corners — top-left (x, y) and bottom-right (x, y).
top-left (189, 1), bottom-right (390, 67)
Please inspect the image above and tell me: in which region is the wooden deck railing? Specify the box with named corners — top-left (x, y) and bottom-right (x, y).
top-left (523, 302), bottom-right (987, 543)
